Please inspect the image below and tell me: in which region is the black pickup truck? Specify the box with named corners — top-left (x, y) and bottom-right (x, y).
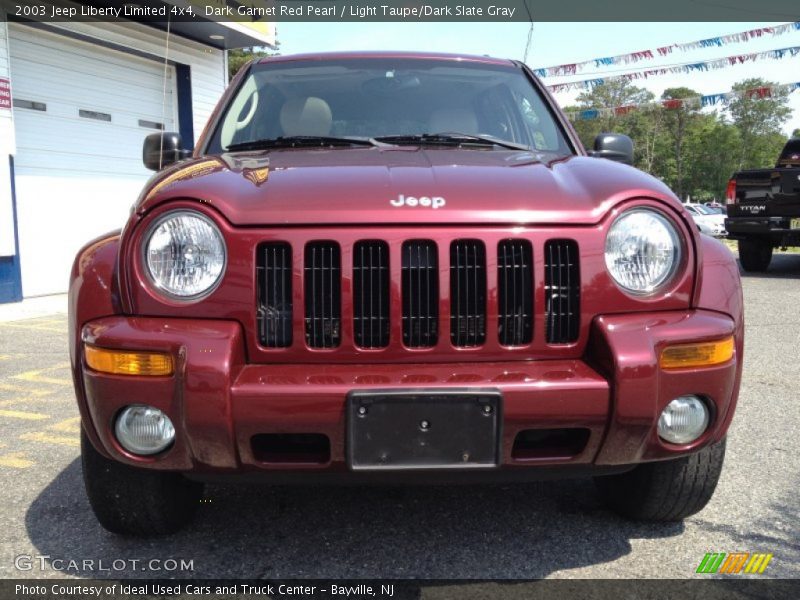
top-left (726, 138), bottom-right (800, 271)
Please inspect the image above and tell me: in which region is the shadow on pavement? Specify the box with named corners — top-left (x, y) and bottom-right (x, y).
top-left (26, 459), bottom-right (685, 579)
top-left (738, 254), bottom-right (800, 280)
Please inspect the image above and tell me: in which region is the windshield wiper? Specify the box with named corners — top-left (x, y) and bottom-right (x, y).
top-left (374, 133), bottom-right (531, 151)
top-left (226, 136), bottom-right (390, 151)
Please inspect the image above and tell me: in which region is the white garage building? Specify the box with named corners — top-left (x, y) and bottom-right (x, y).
top-left (0, 5), bottom-right (274, 303)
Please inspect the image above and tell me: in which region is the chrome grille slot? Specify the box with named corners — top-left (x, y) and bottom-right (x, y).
top-left (353, 240), bottom-right (390, 349)
top-left (450, 239), bottom-right (486, 347)
top-left (545, 239), bottom-right (580, 344)
top-left (402, 240), bottom-right (438, 348)
top-left (497, 239), bottom-right (533, 346)
top-left (256, 242), bottom-right (293, 348)
top-left (304, 242), bottom-right (341, 348)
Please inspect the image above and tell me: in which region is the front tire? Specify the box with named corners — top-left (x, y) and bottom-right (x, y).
top-left (594, 438), bottom-right (726, 521)
top-left (81, 430), bottom-right (203, 535)
top-left (738, 239), bottom-right (772, 272)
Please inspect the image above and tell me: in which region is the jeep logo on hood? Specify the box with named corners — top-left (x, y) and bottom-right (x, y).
top-left (390, 194), bottom-right (446, 209)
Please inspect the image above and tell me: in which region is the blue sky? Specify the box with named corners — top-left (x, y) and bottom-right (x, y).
top-left (276, 22), bottom-right (800, 135)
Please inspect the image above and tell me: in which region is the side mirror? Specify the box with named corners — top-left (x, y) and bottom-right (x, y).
top-left (590, 133), bottom-right (634, 166)
top-left (143, 132), bottom-right (192, 171)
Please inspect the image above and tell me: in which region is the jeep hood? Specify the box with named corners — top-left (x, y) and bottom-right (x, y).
top-left (135, 148), bottom-right (680, 226)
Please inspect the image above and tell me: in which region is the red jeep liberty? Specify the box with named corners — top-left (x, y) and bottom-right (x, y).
top-left (69, 52), bottom-right (743, 535)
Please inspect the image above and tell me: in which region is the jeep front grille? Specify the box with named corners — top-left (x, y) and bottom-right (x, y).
top-left (353, 240), bottom-right (390, 349)
top-left (256, 242), bottom-right (293, 348)
top-left (544, 239), bottom-right (580, 344)
top-left (255, 235), bottom-right (582, 353)
top-left (450, 240), bottom-right (486, 347)
top-left (304, 241), bottom-right (341, 348)
top-left (497, 239), bottom-right (533, 346)
top-left (402, 240), bottom-right (439, 348)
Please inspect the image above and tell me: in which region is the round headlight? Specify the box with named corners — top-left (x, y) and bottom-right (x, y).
top-left (144, 210), bottom-right (226, 299)
top-left (605, 209), bottom-right (681, 294)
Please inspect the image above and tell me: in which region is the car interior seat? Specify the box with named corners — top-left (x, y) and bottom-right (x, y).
top-left (279, 97), bottom-right (333, 137)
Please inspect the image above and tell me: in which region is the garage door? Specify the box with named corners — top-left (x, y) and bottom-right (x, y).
top-left (9, 23), bottom-right (177, 296)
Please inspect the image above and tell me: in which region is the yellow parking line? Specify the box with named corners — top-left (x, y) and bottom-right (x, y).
top-left (48, 417), bottom-right (81, 433)
top-left (0, 453), bottom-right (34, 469)
top-left (0, 323), bottom-right (66, 333)
top-left (0, 409), bottom-right (50, 420)
top-left (0, 384), bottom-right (55, 398)
top-left (12, 363), bottom-right (73, 386)
top-left (20, 431), bottom-right (79, 447)
top-left (0, 397), bottom-right (65, 409)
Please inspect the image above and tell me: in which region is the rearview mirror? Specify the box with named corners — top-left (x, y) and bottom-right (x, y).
top-left (590, 134), bottom-right (634, 166)
top-left (143, 132), bottom-right (192, 171)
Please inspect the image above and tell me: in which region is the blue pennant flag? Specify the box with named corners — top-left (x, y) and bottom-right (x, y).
top-left (698, 37), bottom-right (723, 48)
top-left (701, 94), bottom-right (724, 107)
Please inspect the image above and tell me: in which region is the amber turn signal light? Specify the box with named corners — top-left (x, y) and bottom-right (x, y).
top-left (660, 336), bottom-right (734, 370)
top-left (84, 345), bottom-right (174, 376)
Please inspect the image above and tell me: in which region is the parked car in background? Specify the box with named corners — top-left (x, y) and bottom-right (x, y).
top-left (684, 203), bottom-right (727, 237)
top-left (726, 138), bottom-right (800, 271)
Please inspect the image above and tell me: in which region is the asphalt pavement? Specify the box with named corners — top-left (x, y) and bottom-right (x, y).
top-left (0, 252), bottom-right (798, 582)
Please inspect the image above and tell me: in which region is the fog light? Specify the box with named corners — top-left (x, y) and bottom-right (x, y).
top-left (115, 405), bottom-right (175, 455)
top-left (658, 396), bottom-right (709, 444)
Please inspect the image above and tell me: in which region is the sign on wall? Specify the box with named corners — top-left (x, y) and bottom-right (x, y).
top-left (0, 77), bottom-right (11, 111)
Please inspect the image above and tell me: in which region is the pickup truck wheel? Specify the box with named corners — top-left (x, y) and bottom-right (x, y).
top-left (81, 430), bottom-right (203, 535)
top-left (738, 239), bottom-right (772, 272)
top-left (594, 438), bottom-right (726, 521)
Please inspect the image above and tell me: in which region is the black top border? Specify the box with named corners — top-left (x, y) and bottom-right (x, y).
top-left (1, 0), bottom-right (800, 22)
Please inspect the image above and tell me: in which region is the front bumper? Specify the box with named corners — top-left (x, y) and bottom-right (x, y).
top-left (76, 309), bottom-right (739, 478)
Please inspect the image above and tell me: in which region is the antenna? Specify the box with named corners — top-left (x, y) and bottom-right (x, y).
top-left (158, 14), bottom-right (172, 170)
top-left (522, 0), bottom-right (534, 64)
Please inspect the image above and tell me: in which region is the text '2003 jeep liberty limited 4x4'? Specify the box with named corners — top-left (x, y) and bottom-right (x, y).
top-left (69, 52), bottom-right (743, 535)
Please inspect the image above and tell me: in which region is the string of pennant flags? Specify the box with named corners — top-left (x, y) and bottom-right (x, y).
top-left (533, 22), bottom-right (800, 78)
top-left (546, 45), bottom-right (800, 93)
top-left (564, 81), bottom-right (800, 122)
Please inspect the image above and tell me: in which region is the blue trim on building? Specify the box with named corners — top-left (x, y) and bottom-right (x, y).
top-left (0, 155), bottom-right (23, 304)
top-left (175, 64), bottom-right (194, 148)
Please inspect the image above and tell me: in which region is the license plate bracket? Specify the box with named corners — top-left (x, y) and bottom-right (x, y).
top-left (347, 389), bottom-right (501, 470)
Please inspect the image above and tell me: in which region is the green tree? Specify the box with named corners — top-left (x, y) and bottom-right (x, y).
top-left (793, 128), bottom-right (800, 138)
top-left (228, 45), bottom-right (280, 80)
top-left (683, 114), bottom-right (741, 202)
top-left (725, 78), bottom-right (792, 170)
top-left (661, 87), bottom-right (701, 200)
top-left (567, 80), bottom-right (656, 156)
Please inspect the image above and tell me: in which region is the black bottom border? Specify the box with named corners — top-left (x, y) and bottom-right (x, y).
top-left (3, 578), bottom-right (799, 600)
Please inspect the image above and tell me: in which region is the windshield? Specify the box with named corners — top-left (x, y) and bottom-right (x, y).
top-left (206, 58), bottom-right (573, 156)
